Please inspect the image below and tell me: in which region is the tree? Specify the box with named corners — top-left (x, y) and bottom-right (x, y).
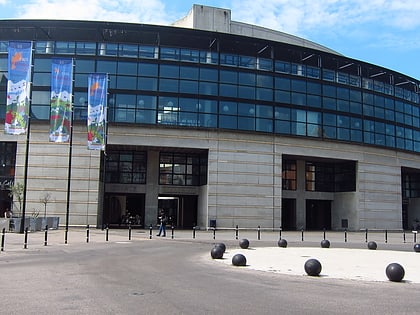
top-left (8, 182), bottom-right (24, 217)
top-left (39, 192), bottom-right (52, 218)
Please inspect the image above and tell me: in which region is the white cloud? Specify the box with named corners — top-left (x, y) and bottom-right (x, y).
top-left (230, 0), bottom-right (420, 34)
top-left (16, 0), bottom-right (169, 25)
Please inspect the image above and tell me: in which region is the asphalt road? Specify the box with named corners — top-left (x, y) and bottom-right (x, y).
top-left (1, 237), bottom-right (420, 314)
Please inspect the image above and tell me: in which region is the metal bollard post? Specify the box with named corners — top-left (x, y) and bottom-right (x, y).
top-left (171, 225), bottom-right (174, 239)
top-left (257, 226), bottom-right (261, 240)
top-left (44, 225), bottom-right (48, 246)
top-left (149, 224), bottom-right (152, 239)
top-left (279, 227), bottom-right (282, 240)
top-left (323, 228), bottom-right (326, 240)
top-left (344, 229), bottom-right (347, 242)
top-left (403, 231), bottom-right (406, 243)
top-left (1, 227), bottom-right (5, 251)
top-left (365, 228), bottom-right (368, 242)
top-left (385, 229), bottom-right (388, 243)
top-left (414, 231), bottom-right (417, 243)
top-left (24, 227), bottom-right (28, 249)
top-left (65, 228), bottom-right (68, 245)
top-left (193, 226), bottom-right (196, 239)
top-left (86, 224), bottom-right (90, 243)
top-left (128, 224), bottom-right (132, 241)
top-left (301, 229), bottom-right (304, 242)
top-left (235, 225), bottom-right (238, 240)
top-left (106, 225), bottom-right (109, 242)
top-left (213, 227), bottom-right (216, 240)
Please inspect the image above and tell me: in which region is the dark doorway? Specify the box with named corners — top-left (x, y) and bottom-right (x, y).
top-left (281, 198), bottom-right (296, 230)
top-left (306, 199), bottom-right (331, 230)
top-left (158, 195), bottom-right (197, 228)
top-left (104, 193), bottom-right (145, 228)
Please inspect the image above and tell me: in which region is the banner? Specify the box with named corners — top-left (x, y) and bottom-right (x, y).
top-left (87, 73), bottom-right (108, 150)
top-left (49, 58), bottom-right (73, 142)
top-left (5, 41), bottom-right (33, 135)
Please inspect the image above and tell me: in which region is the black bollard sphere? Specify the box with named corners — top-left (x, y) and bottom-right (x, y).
top-left (304, 258), bottom-right (322, 276)
top-left (239, 238), bottom-right (249, 249)
top-left (367, 241), bottom-right (377, 250)
top-left (278, 238), bottom-right (288, 248)
top-left (320, 239), bottom-right (330, 248)
top-left (386, 263), bottom-right (405, 282)
top-left (414, 243), bottom-right (420, 253)
top-left (232, 253), bottom-right (247, 266)
top-left (215, 243), bottom-right (226, 253)
top-left (210, 246), bottom-right (224, 259)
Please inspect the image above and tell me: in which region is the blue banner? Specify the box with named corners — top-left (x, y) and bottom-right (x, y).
top-left (87, 73), bottom-right (107, 150)
top-left (49, 58), bottom-right (73, 142)
top-left (5, 41), bottom-right (33, 135)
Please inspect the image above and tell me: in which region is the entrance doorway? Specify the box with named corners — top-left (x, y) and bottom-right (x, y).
top-left (104, 193), bottom-right (145, 228)
top-left (281, 199), bottom-right (296, 230)
top-left (158, 195), bottom-right (197, 228)
top-left (306, 199), bottom-right (331, 230)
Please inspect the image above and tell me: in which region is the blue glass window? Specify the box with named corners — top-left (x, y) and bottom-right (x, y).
top-left (160, 64), bottom-right (179, 78)
top-left (118, 62), bottom-right (137, 75)
top-left (160, 47), bottom-right (180, 60)
top-left (138, 63), bottom-right (158, 77)
top-left (138, 77), bottom-right (158, 91)
top-left (200, 68), bottom-right (218, 82)
top-left (180, 66), bottom-right (199, 80)
top-left (199, 82), bottom-right (218, 95)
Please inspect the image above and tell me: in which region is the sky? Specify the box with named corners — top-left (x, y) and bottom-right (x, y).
top-left (0, 0), bottom-right (419, 80)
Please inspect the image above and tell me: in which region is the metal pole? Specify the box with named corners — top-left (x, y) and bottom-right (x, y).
top-left (86, 224), bottom-right (89, 243)
top-left (323, 228), bottom-right (326, 240)
top-left (385, 229), bottom-right (388, 243)
top-left (213, 227), bottom-right (216, 240)
top-left (344, 229), bottom-right (347, 242)
top-left (1, 228), bottom-right (5, 251)
top-left (20, 45), bottom-right (34, 234)
top-left (44, 225), bottom-right (48, 246)
top-left (301, 229), bottom-right (304, 241)
top-left (149, 224), bottom-right (152, 239)
top-left (235, 225), bottom-right (238, 240)
top-left (365, 228), bottom-right (368, 242)
top-left (257, 225), bottom-right (261, 240)
top-left (193, 226), bottom-right (196, 239)
top-left (64, 63), bottom-right (75, 245)
top-left (171, 225), bottom-right (174, 239)
top-left (128, 224), bottom-right (132, 241)
top-left (106, 225), bottom-right (109, 241)
top-left (23, 227), bottom-right (28, 249)
top-left (279, 228), bottom-right (282, 240)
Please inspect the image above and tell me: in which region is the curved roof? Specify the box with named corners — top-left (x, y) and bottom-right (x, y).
top-left (172, 4), bottom-right (341, 55)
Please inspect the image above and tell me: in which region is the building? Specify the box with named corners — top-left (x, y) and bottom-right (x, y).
top-left (0, 4), bottom-right (419, 231)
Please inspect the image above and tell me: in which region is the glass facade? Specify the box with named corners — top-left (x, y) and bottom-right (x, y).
top-left (0, 22), bottom-right (419, 155)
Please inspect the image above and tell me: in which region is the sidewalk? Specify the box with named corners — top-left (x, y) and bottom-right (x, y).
top-left (0, 227), bottom-right (417, 251)
top-left (2, 227), bottom-right (420, 283)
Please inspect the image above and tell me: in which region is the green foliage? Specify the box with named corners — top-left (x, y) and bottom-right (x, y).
top-left (8, 182), bottom-right (24, 216)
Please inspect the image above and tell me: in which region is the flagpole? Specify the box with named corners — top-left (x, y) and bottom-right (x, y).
top-left (64, 60), bottom-right (75, 244)
top-left (19, 42), bottom-right (34, 234)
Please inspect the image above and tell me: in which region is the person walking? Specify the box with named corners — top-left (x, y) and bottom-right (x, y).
top-left (156, 209), bottom-right (167, 237)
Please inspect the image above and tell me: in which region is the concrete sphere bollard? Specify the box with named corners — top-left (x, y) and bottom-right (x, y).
top-left (320, 239), bottom-right (330, 248)
top-left (414, 243), bottom-right (420, 253)
top-left (277, 238), bottom-right (288, 248)
top-left (215, 243), bottom-right (226, 253)
top-left (210, 246), bottom-right (224, 259)
top-left (232, 253), bottom-right (247, 266)
top-left (239, 238), bottom-right (249, 249)
top-left (367, 241), bottom-right (377, 250)
top-left (304, 259), bottom-right (322, 276)
top-left (386, 263), bottom-right (405, 282)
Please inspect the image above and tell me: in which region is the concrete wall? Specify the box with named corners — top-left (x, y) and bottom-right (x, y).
top-left (2, 121), bottom-right (419, 230)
